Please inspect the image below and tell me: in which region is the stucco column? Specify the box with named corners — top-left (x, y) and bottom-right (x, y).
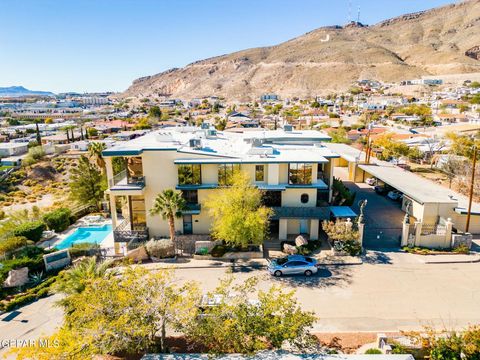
top-left (329, 163), bottom-right (334, 203)
top-left (109, 193), bottom-right (118, 229)
top-left (267, 164), bottom-right (279, 185)
top-left (105, 156), bottom-right (113, 186)
top-left (401, 221), bottom-right (410, 247)
top-left (414, 221), bottom-right (422, 247)
top-left (279, 219), bottom-right (288, 241)
top-left (445, 218), bottom-right (453, 247)
top-left (309, 219), bottom-right (319, 240)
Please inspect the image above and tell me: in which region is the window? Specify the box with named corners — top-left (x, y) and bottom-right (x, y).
top-left (300, 193), bottom-right (309, 204)
top-left (262, 191), bottom-right (282, 207)
top-left (218, 164), bottom-right (240, 186)
top-left (130, 196), bottom-right (146, 229)
top-left (178, 164), bottom-right (201, 185)
top-left (288, 163), bottom-right (312, 184)
top-left (255, 165), bottom-right (265, 182)
top-left (182, 190), bottom-right (198, 204)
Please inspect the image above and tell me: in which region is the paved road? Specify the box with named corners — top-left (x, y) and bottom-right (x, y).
top-left (0, 293), bottom-right (63, 358)
top-left (2, 252), bottom-right (480, 356)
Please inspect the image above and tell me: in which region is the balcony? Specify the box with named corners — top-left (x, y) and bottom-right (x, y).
top-left (183, 203), bottom-right (201, 215)
top-left (113, 219), bottom-right (149, 245)
top-left (108, 170), bottom-right (145, 193)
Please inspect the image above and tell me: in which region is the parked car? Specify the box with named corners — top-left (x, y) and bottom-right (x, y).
top-left (267, 255), bottom-right (318, 277)
top-left (374, 185), bottom-right (390, 195)
top-left (366, 177), bottom-right (376, 186)
top-left (387, 190), bottom-right (403, 201)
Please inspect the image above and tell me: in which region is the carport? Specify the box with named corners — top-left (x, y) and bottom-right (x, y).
top-left (357, 163), bottom-right (480, 234)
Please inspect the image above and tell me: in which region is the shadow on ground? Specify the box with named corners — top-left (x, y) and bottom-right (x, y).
top-left (362, 250), bottom-right (394, 265)
top-left (267, 265), bottom-right (354, 288)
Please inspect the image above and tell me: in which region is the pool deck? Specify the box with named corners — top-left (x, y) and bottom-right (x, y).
top-left (39, 218), bottom-right (113, 251)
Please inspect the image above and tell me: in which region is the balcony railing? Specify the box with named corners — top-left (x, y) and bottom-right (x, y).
top-left (109, 170), bottom-right (145, 189)
top-left (113, 219), bottom-right (149, 245)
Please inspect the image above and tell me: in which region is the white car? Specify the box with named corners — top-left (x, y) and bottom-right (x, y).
top-left (366, 177), bottom-right (376, 186)
top-left (267, 255), bottom-right (318, 277)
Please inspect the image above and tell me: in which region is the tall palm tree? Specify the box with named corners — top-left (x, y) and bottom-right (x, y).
top-left (88, 142), bottom-right (107, 173)
top-left (149, 189), bottom-right (186, 243)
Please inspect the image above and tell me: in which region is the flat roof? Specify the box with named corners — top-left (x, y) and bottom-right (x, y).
top-left (330, 206), bottom-right (358, 218)
top-left (103, 127), bottom-right (340, 163)
top-left (359, 163), bottom-right (457, 205)
top-left (323, 143), bottom-right (366, 163)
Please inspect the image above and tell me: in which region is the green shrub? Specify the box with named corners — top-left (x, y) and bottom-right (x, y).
top-left (365, 348), bottom-right (382, 354)
top-left (12, 221), bottom-right (46, 242)
top-left (68, 242), bottom-right (100, 258)
top-left (4, 293), bottom-right (37, 312)
top-left (0, 247), bottom-right (46, 283)
top-left (210, 244), bottom-right (227, 257)
top-left (42, 208), bottom-right (72, 232)
top-left (0, 236), bottom-right (30, 255)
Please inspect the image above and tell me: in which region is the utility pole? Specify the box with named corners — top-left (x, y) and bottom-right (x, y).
top-left (466, 145), bottom-right (478, 233)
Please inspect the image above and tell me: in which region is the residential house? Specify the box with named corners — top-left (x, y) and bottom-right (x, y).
top-left (103, 127), bottom-right (341, 254)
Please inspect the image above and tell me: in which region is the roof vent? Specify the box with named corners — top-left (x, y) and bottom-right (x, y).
top-left (251, 138), bottom-right (264, 147)
top-left (189, 138), bottom-right (202, 149)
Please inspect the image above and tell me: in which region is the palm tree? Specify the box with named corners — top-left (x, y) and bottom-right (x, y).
top-left (55, 257), bottom-right (113, 296)
top-left (88, 142), bottom-right (107, 173)
top-left (149, 189), bottom-right (186, 244)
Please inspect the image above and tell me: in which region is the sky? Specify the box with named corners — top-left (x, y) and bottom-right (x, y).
top-left (0, 0), bottom-right (455, 93)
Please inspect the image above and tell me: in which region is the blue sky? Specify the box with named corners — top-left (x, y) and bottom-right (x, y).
top-left (0, 0), bottom-right (454, 93)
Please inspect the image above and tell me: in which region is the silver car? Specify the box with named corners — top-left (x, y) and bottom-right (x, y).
top-left (267, 255), bottom-right (318, 277)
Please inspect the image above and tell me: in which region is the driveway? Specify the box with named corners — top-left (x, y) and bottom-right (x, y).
top-left (334, 167), bottom-right (405, 249)
top-left (349, 182), bottom-right (405, 249)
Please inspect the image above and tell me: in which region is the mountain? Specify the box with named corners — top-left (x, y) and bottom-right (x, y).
top-left (123, 0), bottom-right (480, 101)
top-left (0, 86), bottom-right (55, 97)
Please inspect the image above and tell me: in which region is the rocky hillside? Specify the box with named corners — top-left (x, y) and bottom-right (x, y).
top-left (123, 0), bottom-right (480, 101)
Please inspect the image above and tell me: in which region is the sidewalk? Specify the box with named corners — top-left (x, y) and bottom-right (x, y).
top-left (136, 254), bottom-right (362, 271)
top-left (418, 252), bottom-right (480, 264)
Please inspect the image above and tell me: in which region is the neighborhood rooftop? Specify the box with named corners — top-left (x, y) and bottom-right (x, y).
top-left (103, 127), bottom-right (339, 163)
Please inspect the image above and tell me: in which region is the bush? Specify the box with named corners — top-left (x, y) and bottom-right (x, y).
top-left (42, 208), bottom-right (72, 232)
top-left (4, 294), bottom-right (37, 312)
top-left (145, 239), bottom-right (175, 258)
top-left (68, 242), bottom-right (100, 258)
top-left (0, 248), bottom-right (46, 283)
top-left (365, 348), bottom-right (382, 354)
top-left (0, 236), bottom-right (30, 256)
top-left (12, 221), bottom-right (46, 242)
top-left (210, 244), bottom-right (227, 257)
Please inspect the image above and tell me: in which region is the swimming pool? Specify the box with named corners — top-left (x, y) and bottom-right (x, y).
top-left (55, 224), bottom-right (112, 250)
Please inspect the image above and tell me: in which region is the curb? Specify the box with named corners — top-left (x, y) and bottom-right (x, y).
top-left (424, 256), bottom-right (480, 264)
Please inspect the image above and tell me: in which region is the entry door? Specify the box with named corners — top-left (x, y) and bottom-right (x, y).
top-left (299, 219), bottom-right (308, 234)
top-left (183, 215), bottom-right (193, 235)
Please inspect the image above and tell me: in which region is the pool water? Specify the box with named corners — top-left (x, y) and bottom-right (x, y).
top-left (55, 224), bottom-right (112, 250)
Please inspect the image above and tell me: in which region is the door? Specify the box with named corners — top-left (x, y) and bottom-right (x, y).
top-left (299, 219), bottom-right (308, 234)
top-left (183, 215), bottom-right (193, 235)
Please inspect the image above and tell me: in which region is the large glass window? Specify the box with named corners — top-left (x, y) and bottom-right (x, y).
top-left (182, 190), bottom-right (198, 204)
top-left (178, 164), bottom-right (201, 185)
top-left (255, 165), bottom-right (265, 182)
top-left (288, 163), bottom-right (312, 185)
top-left (218, 164), bottom-right (240, 186)
top-left (262, 191), bottom-right (282, 207)
top-left (129, 195), bottom-right (146, 229)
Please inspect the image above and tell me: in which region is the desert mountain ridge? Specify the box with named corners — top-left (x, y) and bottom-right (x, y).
top-left (123, 0), bottom-right (480, 101)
